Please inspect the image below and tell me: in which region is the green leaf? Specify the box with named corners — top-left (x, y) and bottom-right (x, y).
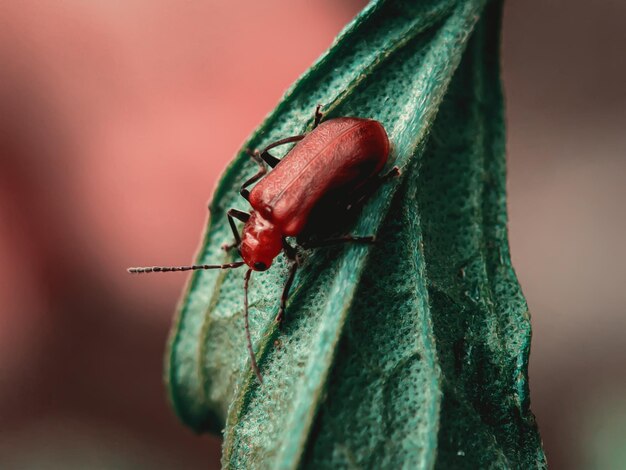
top-left (164, 0), bottom-right (546, 468)
top-left (415, 4), bottom-right (546, 467)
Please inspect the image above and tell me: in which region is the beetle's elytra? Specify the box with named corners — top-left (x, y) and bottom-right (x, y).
top-left (129, 106), bottom-right (396, 382)
top-left (241, 117), bottom-right (389, 271)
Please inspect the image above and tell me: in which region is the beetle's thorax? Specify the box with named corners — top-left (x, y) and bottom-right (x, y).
top-left (240, 211), bottom-right (283, 271)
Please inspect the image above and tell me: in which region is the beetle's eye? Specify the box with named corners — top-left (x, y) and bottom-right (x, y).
top-left (254, 262), bottom-right (268, 271)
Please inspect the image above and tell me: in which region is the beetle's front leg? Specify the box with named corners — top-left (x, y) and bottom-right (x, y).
top-left (275, 239), bottom-right (299, 324)
top-left (222, 208), bottom-right (250, 251)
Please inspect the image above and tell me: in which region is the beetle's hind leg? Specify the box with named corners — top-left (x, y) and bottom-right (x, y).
top-left (222, 208), bottom-right (250, 251)
top-left (312, 104), bottom-right (324, 129)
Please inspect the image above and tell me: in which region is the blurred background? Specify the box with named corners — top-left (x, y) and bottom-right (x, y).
top-left (0, 0), bottom-right (624, 468)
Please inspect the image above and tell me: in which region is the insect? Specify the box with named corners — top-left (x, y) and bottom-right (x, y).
top-left (128, 106), bottom-right (397, 382)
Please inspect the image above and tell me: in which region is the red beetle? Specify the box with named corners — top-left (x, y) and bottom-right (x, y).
top-left (129, 106), bottom-right (396, 382)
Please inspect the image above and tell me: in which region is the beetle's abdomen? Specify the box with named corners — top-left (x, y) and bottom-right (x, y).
top-left (249, 117), bottom-right (389, 236)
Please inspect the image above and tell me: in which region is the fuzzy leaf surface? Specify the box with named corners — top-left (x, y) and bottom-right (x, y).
top-left (164, 0), bottom-right (546, 468)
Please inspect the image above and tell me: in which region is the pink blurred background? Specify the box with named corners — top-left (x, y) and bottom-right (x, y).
top-left (1, 1), bottom-right (624, 468)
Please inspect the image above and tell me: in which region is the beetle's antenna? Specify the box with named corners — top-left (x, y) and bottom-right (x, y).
top-left (244, 268), bottom-right (263, 383)
top-left (127, 261), bottom-right (245, 274)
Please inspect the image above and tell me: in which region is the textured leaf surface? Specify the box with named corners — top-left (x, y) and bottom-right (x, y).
top-left (165, 0), bottom-right (546, 468)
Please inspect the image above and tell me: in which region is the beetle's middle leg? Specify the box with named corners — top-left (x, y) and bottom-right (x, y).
top-left (222, 208), bottom-right (250, 251)
top-left (240, 136), bottom-right (304, 199)
top-left (345, 166), bottom-right (401, 212)
top-left (298, 235), bottom-right (376, 250)
top-left (244, 105), bottom-right (323, 176)
top-left (252, 134), bottom-right (305, 169)
top-left (239, 150), bottom-right (269, 201)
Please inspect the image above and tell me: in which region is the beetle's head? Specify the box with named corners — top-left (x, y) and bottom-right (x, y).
top-left (240, 212), bottom-right (282, 271)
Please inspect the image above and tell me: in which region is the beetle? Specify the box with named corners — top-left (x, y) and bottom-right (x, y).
top-left (129, 106), bottom-right (397, 382)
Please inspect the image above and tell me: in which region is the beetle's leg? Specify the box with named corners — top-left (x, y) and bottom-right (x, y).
top-left (312, 104), bottom-right (324, 129)
top-left (255, 135), bottom-right (305, 168)
top-left (275, 239), bottom-right (299, 324)
top-left (382, 165), bottom-right (401, 180)
top-left (222, 208), bottom-right (250, 251)
top-left (275, 262), bottom-right (298, 324)
top-left (282, 238), bottom-right (299, 260)
top-left (243, 267), bottom-right (263, 383)
top-left (299, 235), bottom-right (376, 250)
top-left (248, 104), bottom-right (321, 174)
top-left (239, 150), bottom-right (268, 200)
top-left (346, 166), bottom-right (401, 211)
